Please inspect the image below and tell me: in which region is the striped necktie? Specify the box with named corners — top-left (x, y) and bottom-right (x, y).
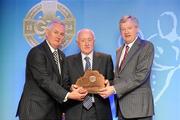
top-left (83, 56), bottom-right (93, 110)
top-left (119, 45), bottom-right (129, 71)
top-left (53, 50), bottom-right (61, 74)
top-left (84, 56), bottom-right (91, 71)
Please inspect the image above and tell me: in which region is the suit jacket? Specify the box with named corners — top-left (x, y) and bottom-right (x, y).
top-left (63, 52), bottom-right (114, 120)
top-left (16, 41), bottom-right (68, 120)
top-left (114, 37), bottom-right (154, 119)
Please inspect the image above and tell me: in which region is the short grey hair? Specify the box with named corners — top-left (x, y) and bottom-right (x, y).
top-left (47, 19), bottom-right (65, 30)
top-left (119, 15), bottom-right (139, 27)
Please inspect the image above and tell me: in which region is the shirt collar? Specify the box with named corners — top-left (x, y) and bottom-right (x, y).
top-left (125, 36), bottom-right (137, 49)
top-left (81, 51), bottom-right (93, 61)
top-left (46, 40), bottom-right (57, 53)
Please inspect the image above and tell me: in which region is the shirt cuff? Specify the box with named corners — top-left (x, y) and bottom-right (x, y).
top-left (63, 92), bottom-right (70, 102)
top-left (112, 86), bottom-right (116, 94)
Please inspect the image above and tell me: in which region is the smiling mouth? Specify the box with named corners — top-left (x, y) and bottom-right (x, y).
top-left (56, 38), bottom-right (61, 42)
top-left (125, 35), bottom-right (131, 37)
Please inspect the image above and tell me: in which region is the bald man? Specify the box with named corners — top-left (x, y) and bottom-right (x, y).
top-left (64, 29), bottom-right (114, 120)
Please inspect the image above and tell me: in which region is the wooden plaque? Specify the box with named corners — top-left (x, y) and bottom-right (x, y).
top-left (75, 70), bottom-right (105, 93)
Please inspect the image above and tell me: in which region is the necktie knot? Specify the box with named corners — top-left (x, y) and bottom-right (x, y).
top-left (84, 56), bottom-right (90, 62)
top-left (125, 45), bottom-right (129, 51)
top-left (53, 50), bottom-right (58, 56)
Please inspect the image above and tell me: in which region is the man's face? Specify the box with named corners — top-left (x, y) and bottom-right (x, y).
top-left (77, 30), bottom-right (95, 55)
top-left (120, 20), bottom-right (138, 44)
top-left (46, 23), bottom-right (65, 49)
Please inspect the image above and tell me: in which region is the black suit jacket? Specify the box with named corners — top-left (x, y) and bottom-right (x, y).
top-left (63, 52), bottom-right (114, 120)
top-left (16, 41), bottom-right (68, 120)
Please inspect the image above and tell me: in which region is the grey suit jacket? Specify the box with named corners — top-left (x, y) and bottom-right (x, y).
top-left (114, 37), bottom-right (154, 119)
top-left (63, 52), bottom-right (114, 120)
top-left (16, 41), bottom-right (68, 120)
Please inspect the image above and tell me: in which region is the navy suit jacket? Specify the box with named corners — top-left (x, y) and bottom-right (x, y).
top-left (16, 41), bottom-right (68, 120)
top-left (64, 52), bottom-right (114, 120)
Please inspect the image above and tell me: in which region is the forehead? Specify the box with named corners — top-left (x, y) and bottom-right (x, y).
top-left (121, 19), bottom-right (136, 26)
top-left (78, 31), bottom-right (94, 38)
top-left (50, 23), bottom-right (65, 31)
top-left (120, 19), bottom-right (139, 29)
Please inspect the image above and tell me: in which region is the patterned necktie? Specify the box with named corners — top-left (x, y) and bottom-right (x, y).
top-left (83, 56), bottom-right (93, 110)
top-left (84, 56), bottom-right (91, 71)
top-left (119, 45), bottom-right (129, 71)
top-left (53, 50), bottom-right (61, 74)
top-left (83, 95), bottom-right (93, 110)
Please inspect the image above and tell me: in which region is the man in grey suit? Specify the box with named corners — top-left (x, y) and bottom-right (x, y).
top-left (99, 16), bottom-right (154, 120)
top-left (16, 20), bottom-right (87, 120)
top-left (64, 29), bottom-right (114, 120)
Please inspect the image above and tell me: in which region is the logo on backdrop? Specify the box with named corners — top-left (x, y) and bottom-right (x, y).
top-left (147, 11), bottom-right (180, 104)
top-left (118, 11), bottom-right (180, 105)
top-left (23, 0), bottom-right (75, 49)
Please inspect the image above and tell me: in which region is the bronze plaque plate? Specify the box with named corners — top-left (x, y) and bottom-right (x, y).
top-left (75, 70), bottom-right (105, 93)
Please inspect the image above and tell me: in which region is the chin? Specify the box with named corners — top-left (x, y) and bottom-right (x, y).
top-left (54, 45), bottom-right (60, 49)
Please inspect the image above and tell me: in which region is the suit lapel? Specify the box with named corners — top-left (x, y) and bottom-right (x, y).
top-left (120, 38), bottom-right (141, 72)
top-left (116, 46), bottom-right (124, 72)
top-left (92, 52), bottom-right (100, 70)
top-left (43, 41), bottom-right (60, 76)
top-left (57, 49), bottom-right (64, 72)
top-left (75, 53), bottom-right (84, 75)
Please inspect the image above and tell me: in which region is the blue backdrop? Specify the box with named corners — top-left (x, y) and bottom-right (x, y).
top-left (0, 0), bottom-right (180, 120)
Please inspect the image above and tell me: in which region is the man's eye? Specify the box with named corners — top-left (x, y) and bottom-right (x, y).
top-left (60, 33), bottom-right (65, 36)
top-left (81, 39), bottom-right (85, 42)
top-left (54, 31), bottom-right (59, 34)
top-left (88, 39), bottom-right (92, 41)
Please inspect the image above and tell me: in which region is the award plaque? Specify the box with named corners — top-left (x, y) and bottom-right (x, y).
top-left (75, 70), bottom-right (105, 93)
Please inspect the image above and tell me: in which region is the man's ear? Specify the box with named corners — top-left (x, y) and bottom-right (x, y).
top-left (76, 40), bottom-right (79, 47)
top-left (45, 29), bottom-right (49, 36)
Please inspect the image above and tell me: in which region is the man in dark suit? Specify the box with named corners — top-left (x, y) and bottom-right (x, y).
top-left (16, 20), bottom-right (87, 120)
top-left (64, 29), bottom-right (114, 120)
top-left (99, 16), bottom-right (155, 120)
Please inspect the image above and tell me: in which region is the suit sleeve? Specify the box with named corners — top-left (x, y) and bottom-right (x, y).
top-left (61, 59), bottom-right (71, 91)
top-left (27, 49), bottom-right (68, 103)
top-left (114, 42), bottom-right (154, 98)
top-left (106, 55), bottom-right (114, 82)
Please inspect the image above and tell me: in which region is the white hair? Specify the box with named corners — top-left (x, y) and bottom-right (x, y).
top-left (76, 28), bottom-right (95, 41)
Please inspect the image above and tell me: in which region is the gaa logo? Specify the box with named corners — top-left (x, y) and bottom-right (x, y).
top-left (23, 0), bottom-right (75, 49)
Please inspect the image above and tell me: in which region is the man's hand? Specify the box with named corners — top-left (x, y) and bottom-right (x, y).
top-left (71, 84), bottom-right (87, 94)
top-left (70, 84), bottom-right (78, 91)
top-left (104, 79), bottom-right (110, 87)
top-left (98, 86), bottom-right (115, 99)
top-left (68, 85), bottom-right (88, 101)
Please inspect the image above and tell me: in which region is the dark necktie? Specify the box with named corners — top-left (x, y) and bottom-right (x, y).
top-left (53, 50), bottom-right (61, 74)
top-left (83, 56), bottom-right (93, 110)
top-left (119, 45), bottom-right (129, 71)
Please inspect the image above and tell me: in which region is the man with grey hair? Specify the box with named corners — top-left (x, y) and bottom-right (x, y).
top-left (63, 28), bottom-right (114, 120)
top-left (99, 16), bottom-right (155, 120)
top-left (16, 20), bottom-right (87, 120)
